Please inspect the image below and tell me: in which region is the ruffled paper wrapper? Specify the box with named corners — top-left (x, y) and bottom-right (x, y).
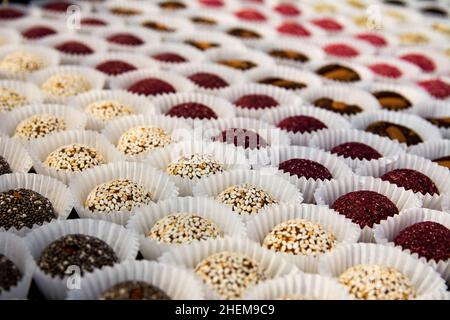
top-left (246, 203), bottom-right (361, 273)
top-left (101, 114), bottom-right (192, 162)
top-left (357, 56), bottom-right (422, 84)
top-left (27, 129), bottom-right (124, 184)
top-left (408, 139), bottom-right (450, 166)
top-left (0, 135), bottom-right (33, 173)
top-left (158, 236), bottom-right (298, 300)
top-left (415, 100), bottom-right (450, 139)
top-left (0, 104), bottom-right (87, 142)
top-left (68, 89), bottom-right (157, 131)
top-left (66, 260), bottom-right (205, 300)
top-left (29, 65), bottom-right (106, 104)
top-left (318, 243), bottom-right (448, 300)
top-left (243, 273), bottom-right (353, 300)
top-left (127, 197), bottom-right (247, 260)
top-left (0, 80), bottom-right (44, 109)
top-left (261, 105), bottom-right (351, 146)
top-left (146, 141), bottom-right (250, 196)
top-left (129, 14), bottom-right (195, 41)
top-left (141, 43), bottom-right (205, 70)
top-left (373, 207), bottom-right (450, 282)
top-left (24, 219), bottom-right (139, 300)
top-left (69, 161), bottom-right (179, 226)
top-left (308, 128), bottom-right (407, 170)
top-left (0, 28), bottom-right (21, 46)
top-left (204, 47), bottom-right (275, 73)
top-left (0, 172), bottom-right (74, 236)
top-left (93, 26), bottom-right (161, 53)
top-left (167, 30), bottom-right (247, 51)
top-left (0, 232), bottom-right (35, 300)
top-left (314, 175), bottom-right (422, 242)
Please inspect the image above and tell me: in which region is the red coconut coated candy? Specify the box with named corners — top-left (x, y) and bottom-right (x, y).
top-left (330, 142), bottom-right (382, 160)
top-left (394, 221), bottom-right (450, 261)
top-left (165, 102), bottom-right (217, 120)
top-left (324, 44), bottom-right (359, 58)
top-left (22, 26), bottom-right (57, 39)
top-left (212, 128), bottom-right (267, 149)
top-left (369, 63), bottom-right (402, 78)
top-left (107, 33), bottom-right (144, 46)
top-left (152, 53), bottom-right (187, 63)
top-left (279, 158), bottom-right (332, 180)
top-left (401, 54), bottom-right (435, 72)
top-left (355, 33), bottom-right (388, 47)
top-left (418, 79), bottom-right (450, 100)
top-left (0, 7), bottom-right (25, 20)
top-left (81, 18), bottom-right (107, 26)
top-left (277, 115), bottom-right (328, 134)
top-left (274, 3), bottom-right (300, 16)
top-left (188, 73), bottom-right (229, 89)
top-left (381, 169), bottom-right (439, 195)
top-left (128, 78), bottom-right (176, 96)
top-left (55, 41), bottom-right (94, 55)
top-left (234, 8), bottom-right (267, 22)
top-left (234, 94), bottom-right (279, 110)
top-left (277, 22), bottom-right (311, 37)
top-left (96, 60), bottom-right (137, 76)
top-left (311, 18), bottom-right (343, 32)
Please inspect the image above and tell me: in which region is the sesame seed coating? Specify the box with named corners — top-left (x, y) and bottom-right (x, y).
top-left (85, 100), bottom-right (134, 121)
top-left (99, 281), bottom-right (171, 300)
top-left (0, 51), bottom-right (44, 74)
top-left (338, 264), bottom-right (416, 300)
top-left (85, 178), bottom-right (153, 213)
top-left (0, 88), bottom-right (28, 113)
top-left (0, 155), bottom-right (12, 176)
top-left (195, 251), bottom-right (267, 300)
top-left (147, 212), bottom-right (221, 245)
top-left (117, 126), bottom-right (172, 156)
top-left (0, 254), bottom-right (22, 293)
top-left (41, 73), bottom-right (91, 97)
top-left (216, 183), bottom-right (277, 215)
top-left (263, 219), bottom-right (337, 256)
top-left (14, 113), bottom-right (67, 139)
top-left (44, 143), bottom-right (106, 172)
top-left (166, 153), bottom-right (224, 179)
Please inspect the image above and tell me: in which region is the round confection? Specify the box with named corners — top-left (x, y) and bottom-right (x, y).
top-left (427, 117), bottom-right (450, 128)
top-left (312, 18), bottom-right (343, 31)
top-left (399, 32), bottom-right (429, 46)
top-left (165, 102), bottom-right (217, 120)
top-left (433, 155), bottom-right (450, 170)
top-left (372, 91), bottom-right (412, 111)
top-left (99, 281), bottom-right (171, 300)
top-left (227, 27), bottom-right (261, 39)
top-left (330, 142), bottom-right (382, 160)
top-left (142, 20), bottom-right (175, 32)
top-left (107, 33), bottom-right (144, 46)
top-left (152, 53), bottom-right (187, 63)
top-left (234, 94), bottom-right (279, 110)
top-left (95, 60), bottom-right (137, 76)
top-left (85, 179), bottom-right (153, 213)
top-left (421, 7), bottom-right (448, 18)
top-left (212, 128), bottom-right (267, 149)
top-left (369, 63), bottom-right (402, 78)
top-left (365, 121), bottom-right (423, 146)
top-left (127, 78), bottom-right (176, 96)
top-left (278, 158), bottom-right (333, 180)
top-left (313, 98), bottom-right (363, 115)
top-left (41, 73), bottom-right (91, 97)
top-left (338, 264), bottom-right (416, 300)
top-left (216, 183), bottom-right (277, 215)
top-left (0, 88), bottom-right (28, 113)
top-left (81, 18), bottom-right (107, 26)
top-left (22, 26), bottom-right (57, 39)
top-left (195, 251), bottom-right (267, 300)
top-left (147, 212), bottom-right (221, 244)
top-left (268, 49), bottom-right (309, 63)
top-left (166, 153), bottom-right (224, 179)
top-left (0, 7), bottom-right (25, 20)
top-left (42, 1), bottom-right (73, 12)
top-left (44, 143), bottom-right (106, 172)
top-left (0, 51), bottom-right (44, 74)
top-left (0, 155), bottom-right (12, 176)
top-left (14, 113), bottom-right (67, 139)
top-left (356, 33), bottom-right (387, 47)
top-left (54, 41), bottom-right (94, 55)
top-left (257, 77), bottom-right (306, 90)
top-left (109, 7), bottom-right (142, 16)
top-left (316, 64), bottom-right (361, 82)
top-left (331, 190), bottom-right (399, 228)
top-left (159, 1), bottom-right (186, 10)
top-left (235, 8), bottom-right (266, 22)
top-left (187, 72), bottom-right (229, 89)
top-left (117, 126), bottom-right (172, 156)
top-left (274, 3), bottom-right (300, 16)
top-left (217, 59), bottom-right (257, 71)
top-left (277, 22), bottom-right (311, 37)
top-left (85, 100), bottom-right (134, 121)
top-left (38, 234), bottom-right (119, 278)
top-left (277, 115), bottom-right (328, 134)
top-left (418, 79), bottom-right (450, 100)
top-left (0, 254), bottom-right (22, 293)
top-left (394, 221), bottom-right (450, 262)
top-left (263, 219), bottom-right (337, 256)
top-left (0, 188), bottom-right (56, 230)
top-left (324, 44), bottom-right (359, 58)
top-left (184, 40), bottom-right (219, 51)
top-left (189, 16), bottom-right (217, 25)
top-left (400, 54), bottom-right (435, 72)
top-left (381, 169), bottom-right (439, 195)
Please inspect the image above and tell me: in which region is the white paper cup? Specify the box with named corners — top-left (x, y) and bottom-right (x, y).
top-left (408, 140), bottom-right (450, 165)
top-left (307, 14), bottom-right (360, 34)
top-left (393, 25), bottom-right (445, 47)
top-left (0, 28), bottom-right (21, 46)
top-left (415, 100), bottom-right (450, 139)
top-left (24, 219), bottom-right (139, 300)
top-left (0, 80), bottom-right (43, 113)
top-left (141, 43), bottom-right (205, 70)
top-left (306, 59), bottom-right (374, 86)
top-left (204, 47), bottom-right (275, 73)
top-left (357, 55), bottom-right (422, 83)
top-left (274, 21), bottom-right (326, 41)
top-left (93, 26), bottom-right (161, 53)
top-left (229, 3), bottom-right (281, 26)
top-left (0, 135), bottom-right (33, 173)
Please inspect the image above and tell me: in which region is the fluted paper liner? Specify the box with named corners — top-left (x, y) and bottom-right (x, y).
top-left (0, 80), bottom-right (43, 109)
top-left (415, 100), bottom-right (450, 139)
top-left (408, 140), bottom-right (450, 163)
top-left (0, 29), bottom-right (21, 46)
top-left (141, 43), bottom-right (205, 70)
top-left (205, 47), bottom-right (275, 73)
top-left (0, 135), bottom-right (33, 173)
top-left (93, 26), bottom-right (161, 53)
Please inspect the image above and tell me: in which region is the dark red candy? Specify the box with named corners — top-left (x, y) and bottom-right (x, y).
top-left (418, 79), bottom-right (450, 100)
top-left (81, 18), bottom-right (107, 26)
top-left (394, 221), bottom-right (450, 262)
top-left (0, 7), bottom-right (25, 19)
top-left (274, 3), bottom-right (300, 16)
top-left (331, 190), bottom-right (399, 228)
top-left (127, 78), bottom-right (176, 96)
top-left (188, 72), bottom-right (229, 89)
top-left (277, 22), bottom-right (311, 37)
top-left (311, 18), bottom-right (343, 31)
top-left (234, 94), bottom-right (279, 110)
top-left (152, 53), bottom-right (187, 63)
top-left (212, 128), bottom-right (267, 149)
top-left (279, 158), bottom-right (332, 180)
top-left (400, 54), bottom-right (435, 72)
top-left (277, 115), bottom-right (327, 133)
top-left (165, 102), bottom-right (217, 120)
top-left (235, 8), bottom-right (266, 21)
top-left (55, 41), bottom-right (94, 55)
top-left (369, 63), bottom-right (402, 78)
top-left (330, 142), bottom-right (382, 160)
top-left (199, 0), bottom-right (224, 7)
top-left (324, 44), bottom-right (359, 57)
top-left (355, 33), bottom-right (387, 47)
top-left (22, 26), bottom-right (57, 39)
top-left (381, 169), bottom-right (439, 195)
top-left (107, 33), bottom-right (144, 46)
top-left (42, 2), bottom-right (73, 12)
top-left (96, 60), bottom-right (137, 76)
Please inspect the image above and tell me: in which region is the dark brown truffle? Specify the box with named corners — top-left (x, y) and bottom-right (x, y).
top-left (313, 98), bottom-right (363, 115)
top-left (277, 115), bottom-right (328, 133)
top-left (279, 158), bottom-right (332, 180)
top-left (99, 281), bottom-right (171, 300)
top-left (426, 117), bottom-right (450, 128)
top-left (142, 21), bottom-right (175, 32)
top-left (0, 254), bottom-right (22, 293)
top-left (268, 49), bottom-right (309, 63)
top-left (381, 169), bottom-right (439, 195)
top-left (257, 77), bottom-right (306, 90)
top-left (0, 156), bottom-right (12, 176)
top-left (127, 78), bottom-right (176, 96)
top-left (217, 60), bottom-right (257, 71)
top-left (54, 41), bottom-right (94, 55)
top-left (234, 94), bottom-right (279, 110)
top-left (372, 91), bottom-right (412, 111)
top-left (158, 1), bottom-right (186, 10)
top-left (96, 60), bottom-right (137, 76)
top-left (226, 28), bottom-right (261, 39)
top-left (107, 33), bottom-right (144, 46)
top-left (188, 73), bottom-right (229, 89)
top-left (330, 142), bottom-right (382, 160)
top-left (21, 26), bottom-right (57, 39)
top-left (316, 64), bottom-right (360, 82)
top-left (165, 102), bottom-right (217, 120)
top-left (212, 128), bottom-right (267, 149)
top-left (184, 40), bottom-right (219, 51)
top-left (365, 121), bottom-right (423, 146)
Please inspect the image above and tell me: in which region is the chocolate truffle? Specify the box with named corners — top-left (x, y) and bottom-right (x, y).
top-left (44, 143), bottom-right (106, 172)
top-left (433, 155), bottom-right (450, 170)
top-left (277, 115), bottom-right (328, 134)
top-left (54, 41), bottom-right (94, 55)
top-left (190, 16), bottom-right (217, 25)
top-left (324, 44), bottom-right (359, 58)
top-left (14, 113), bottom-right (67, 139)
top-left (394, 221), bottom-right (450, 261)
top-left (147, 213), bottom-right (221, 244)
top-left (217, 59), bottom-right (257, 71)
top-left (187, 72), bottom-right (229, 89)
top-left (372, 91), bottom-right (412, 111)
top-left (316, 64), bottom-right (361, 82)
top-left (235, 8), bottom-right (266, 22)
top-left (165, 102), bottom-right (217, 120)
top-left (195, 251), bottom-right (267, 300)
top-left (421, 7), bottom-right (448, 18)
top-left (227, 28), bottom-right (261, 39)
top-left (0, 88), bottom-right (28, 113)
top-left (330, 142), bottom-right (382, 160)
top-left (41, 73), bottom-right (91, 97)
top-left (268, 49), bottom-right (309, 63)
top-left (184, 40), bottom-right (219, 51)
top-left (152, 53), bottom-right (187, 63)
top-left (0, 156), bottom-right (12, 176)
top-left (21, 26), bottom-right (57, 40)
top-left (96, 60), bottom-right (137, 76)
top-left (369, 63), bottom-right (402, 78)
top-left (158, 1), bottom-right (186, 10)
top-left (106, 33), bottom-right (144, 46)
top-left (142, 21), bottom-right (175, 32)
top-left (234, 94), bottom-right (279, 110)
top-left (212, 128), bottom-right (267, 149)
top-left (117, 126), bottom-right (173, 156)
top-left (331, 190), bottom-right (399, 228)
top-left (277, 22), bottom-right (311, 37)
top-left (38, 234), bottom-right (119, 278)
top-left (0, 51), bottom-right (45, 74)
top-left (418, 79), bottom-right (450, 100)
top-left (127, 78), bottom-right (176, 96)
top-left (258, 77), bottom-right (306, 90)
top-left (311, 18), bottom-right (343, 31)
top-left (86, 179), bottom-right (153, 213)
top-left (0, 188), bottom-right (56, 230)
top-left (365, 121), bottom-right (423, 146)
top-left (166, 153), bottom-right (224, 179)
top-left (426, 117), bottom-right (450, 128)
top-left (400, 54), bottom-right (435, 73)
top-left (86, 100), bottom-right (134, 121)
top-left (381, 169), bottom-right (439, 195)
top-left (278, 158), bottom-right (333, 180)
top-left (263, 219), bottom-right (337, 256)
top-left (0, 254), bottom-right (22, 293)
top-left (99, 281), bottom-right (171, 300)
top-left (0, 7), bottom-right (25, 20)
top-left (109, 7), bottom-right (141, 16)
top-left (313, 98), bottom-right (363, 115)
top-left (356, 33), bottom-right (387, 47)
